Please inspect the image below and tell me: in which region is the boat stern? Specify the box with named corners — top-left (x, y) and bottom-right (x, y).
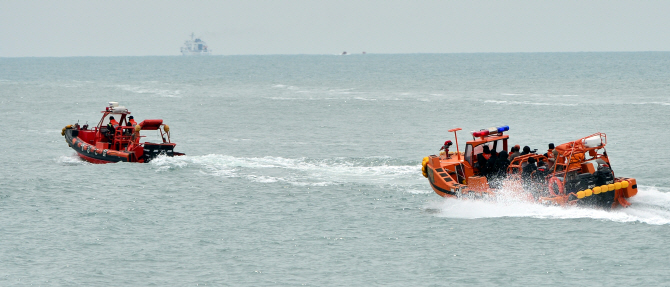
top-left (142, 142), bottom-right (182, 162)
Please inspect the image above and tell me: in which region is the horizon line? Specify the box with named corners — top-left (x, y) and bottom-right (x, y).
top-left (2, 50), bottom-right (670, 59)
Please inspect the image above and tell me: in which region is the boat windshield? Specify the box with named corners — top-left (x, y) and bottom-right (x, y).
top-left (473, 139), bottom-right (504, 155)
top-left (101, 113), bottom-right (125, 126)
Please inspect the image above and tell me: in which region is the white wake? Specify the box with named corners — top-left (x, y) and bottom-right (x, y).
top-left (149, 154), bottom-right (423, 189)
top-left (428, 186), bottom-right (670, 225)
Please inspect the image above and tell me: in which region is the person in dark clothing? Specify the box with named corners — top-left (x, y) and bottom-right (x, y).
top-left (106, 116), bottom-right (119, 139)
top-left (484, 149), bottom-right (499, 188)
top-left (488, 150), bottom-right (510, 189)
top-left (485, 150), bottom-right (498, 180)
top-left (522, 157), bottom-right (538, 191)
top-left (494, 151), bottom-right (510, 179)
top-left (476, 145), bottom-right (493, 177)
top-left (533, 159), bottom-right (550, 185)
top-left (488, 151), bottom-right (498, 164)
top-left (440, 140), bottom-right (453, 158)
top-left (522, 157), bottom-right (538, 178)
top-left (521, 146), bottom-right (532, 155)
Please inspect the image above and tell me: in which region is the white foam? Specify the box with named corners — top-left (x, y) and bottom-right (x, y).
top-left (429, 186), bottom-right (670, 225)
top-left (405, 188), bottom-right (433, 195)
top-left (629, 101), bottom-right (670, 106)
top-left (57, 154), bottom-right (89, 165)
top-left (353, 97), bottom-right (377, 101)
top-left (149, 154), bottom-right (422, 188)
top-left (110, 84), bottom-right (181, 98)
top-left (483, 100), bottom-right (578, 106)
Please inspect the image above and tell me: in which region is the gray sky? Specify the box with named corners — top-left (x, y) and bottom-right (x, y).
top-left (1, 0), bottom-right (669, 57)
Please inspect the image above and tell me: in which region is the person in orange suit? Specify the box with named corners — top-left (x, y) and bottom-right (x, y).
top-left (109, 116), bottom-right (119, 128)
top-left (128, 115), bottom-right (137, 126)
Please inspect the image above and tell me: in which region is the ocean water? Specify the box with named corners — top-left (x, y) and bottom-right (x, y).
top-left (1, 53), bottom-right (669, 286)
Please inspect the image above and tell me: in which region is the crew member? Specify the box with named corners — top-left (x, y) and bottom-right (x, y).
top-left (128, 115), bottom-right (137, 127)
top-left (533, 159), bottom-right (551, 195)
top-left (508, 145), bottom-right (521, 162)
top-left (544, 143), bottom-right (555, 158)
top-left (522, 157), bottom-right (538, 176)
top-left (106, 116), bottom-right (119, 140)
top-left (494, 150), bottom-right (510, 179)
top-left (486, 150), bottom-right (498, 180)
top-left (477, 145), bottom-right (493, 176)
top-left (522, 157), bottom-right (538, 191)
top-left (484, 149), bottom-right (498, 186)
top-left (107, 116), bottom-right (120, 131)
top-left (568, 152), bottom-right (585, 170)
top-left (109, 116), bottom-right (119, 127)
top-left (546, 157), bottom-right (555, 170)
top-left (440, 140), bottom-right (453, 158)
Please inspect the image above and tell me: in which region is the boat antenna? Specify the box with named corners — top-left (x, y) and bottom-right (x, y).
top-left (448, 128), bottom-right (462, 160)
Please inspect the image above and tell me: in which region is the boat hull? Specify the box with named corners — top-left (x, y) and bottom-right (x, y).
top-left (64, 129), bottom-right (182, 164)
top-left (181, 51), bottom-right (212, 56)
top-left (424, 155), bottom-right (637, 209)
top-left (65, 129), bottom-right (131, 163)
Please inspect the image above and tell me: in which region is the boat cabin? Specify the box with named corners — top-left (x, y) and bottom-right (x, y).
top-left (462, 126), bottom-right (510, 175)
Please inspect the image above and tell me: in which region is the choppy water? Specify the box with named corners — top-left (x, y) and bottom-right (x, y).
top-left (1, 53), bottom-right (669, 286)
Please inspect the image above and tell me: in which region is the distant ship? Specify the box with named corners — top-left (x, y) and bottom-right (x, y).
top-left (181, 33), bottom-right (212, 56)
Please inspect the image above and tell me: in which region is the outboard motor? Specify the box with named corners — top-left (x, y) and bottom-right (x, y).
top-left (143, 143), bottom-right (176, 162)
top-left (595, 166), bottom-right (615, 185)
top-left (574, 173), bottom-right (597, 191)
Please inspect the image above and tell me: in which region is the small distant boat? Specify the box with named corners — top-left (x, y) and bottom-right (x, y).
top-left (61, 102), bottom-right (184, 163)
top-left (181, 33), bottom-right (212, 56)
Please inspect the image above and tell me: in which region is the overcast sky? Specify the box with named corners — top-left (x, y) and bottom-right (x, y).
top-left (1, 0), bottom-right (669, 57)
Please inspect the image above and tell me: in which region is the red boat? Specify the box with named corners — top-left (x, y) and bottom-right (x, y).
top-left (61, 102), bottom-right (184, 163)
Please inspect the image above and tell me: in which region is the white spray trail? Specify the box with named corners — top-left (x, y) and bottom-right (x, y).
top-left (429, 186), bottom-right (670, 225)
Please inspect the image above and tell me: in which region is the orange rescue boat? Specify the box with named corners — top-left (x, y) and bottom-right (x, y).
top-left (422, 126), bottom-right (638, 209)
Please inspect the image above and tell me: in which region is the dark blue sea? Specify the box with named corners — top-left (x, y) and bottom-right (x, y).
top-left (1, 53), bottom-right (669, 285)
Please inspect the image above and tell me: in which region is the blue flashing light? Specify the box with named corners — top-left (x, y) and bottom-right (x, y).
top-left (497, 125), bottom-right (509, 133)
